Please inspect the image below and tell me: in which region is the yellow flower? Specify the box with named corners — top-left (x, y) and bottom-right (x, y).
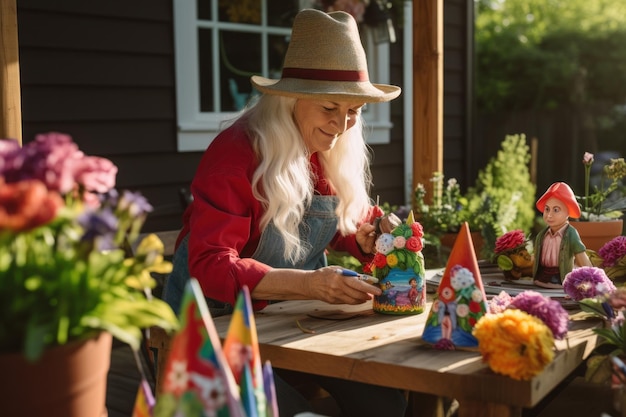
top-left (386, 253), bottom-right (399, 267)
top-left (473, 309), bottom-right (554, 380)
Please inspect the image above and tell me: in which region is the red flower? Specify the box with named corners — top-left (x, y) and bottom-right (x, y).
top-left (363, 262), bottom-right (373, 274)
top-left (494, 229), bottom-right (526, 254)
top-left (405, 236), bottom-right (423, 252)
top-left (410, 222), bottom-right (424, 239)
top-left (469, 301), bottom-right (482, 313)
top-left (373, 252), bottom-right (387, 268)
top-left (0, 179), bottom-right (63, 232)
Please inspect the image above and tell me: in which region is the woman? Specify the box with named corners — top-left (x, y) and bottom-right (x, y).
top-left (164, 9), bottom-right (406, 417)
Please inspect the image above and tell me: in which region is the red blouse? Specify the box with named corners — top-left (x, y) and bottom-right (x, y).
top-left (177, 123), bottom-right (372, 309)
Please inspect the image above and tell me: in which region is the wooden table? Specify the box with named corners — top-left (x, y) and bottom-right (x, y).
top-left (213, 298), bottom-right (600, 417)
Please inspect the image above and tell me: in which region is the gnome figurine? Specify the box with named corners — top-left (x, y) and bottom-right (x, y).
top-left (421, 222), bottom-right (489, 350)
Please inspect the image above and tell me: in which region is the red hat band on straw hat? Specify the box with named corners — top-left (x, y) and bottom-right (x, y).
top-left (535, 182), bottom-right (581, 218)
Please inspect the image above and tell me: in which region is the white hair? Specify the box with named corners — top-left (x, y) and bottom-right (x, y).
top-left (236, 94), bottom-right (373, 263)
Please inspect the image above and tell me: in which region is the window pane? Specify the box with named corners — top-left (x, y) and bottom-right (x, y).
top-left (220, 31), bottom-right (262, 111)
top-left (218, 0), bottom-right (261, 24)
top-left (267, 1), bottom-right (300, 28)
top-left (268, 34), bottom-right (290, 79)
top-left (198, 28), bottom-right (214, 112)
top-left (197, 0), bottom-right (211, 21)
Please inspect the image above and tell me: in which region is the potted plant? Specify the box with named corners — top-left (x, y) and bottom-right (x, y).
top-left (0, 133), bottom-right (179, 417)
top-left (561, 267), bottom-right (625, 409)
top-left (414, 172), bottom-right (471, 240)
top-left (570, 152), bottom-right (626, 251)
top-left (588, 235), bottom-right (626, 284)
top-left (464, 134), bottom-right (536, 259)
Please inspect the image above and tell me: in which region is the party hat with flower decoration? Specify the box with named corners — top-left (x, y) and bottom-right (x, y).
top-left (223, 286), bottom-right (267, 417)
top-left (421, 222), bottom-right (489, 349)
top-left (155, 279), bottom-right (245, 417)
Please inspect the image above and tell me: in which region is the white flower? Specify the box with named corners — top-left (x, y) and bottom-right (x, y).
top-left (375, 233), bottom-right (395, 254)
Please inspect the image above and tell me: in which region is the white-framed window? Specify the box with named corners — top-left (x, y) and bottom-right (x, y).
top-left (173, 0), bottom-right (393, 152)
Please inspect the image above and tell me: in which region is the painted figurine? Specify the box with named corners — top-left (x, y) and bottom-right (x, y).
top-left (533, 182), bottom-right (592, 288)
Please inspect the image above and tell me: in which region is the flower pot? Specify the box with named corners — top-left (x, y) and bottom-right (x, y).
top-left (440, 231), bottom-right (485, 258)
top-left (0, 332), bottom-right (112, 417)
top-left (570, 219), bottom-right (624, 252)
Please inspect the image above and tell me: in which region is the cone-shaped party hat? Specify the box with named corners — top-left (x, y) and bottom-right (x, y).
top-left (421, 222), bottom-right (489, 349)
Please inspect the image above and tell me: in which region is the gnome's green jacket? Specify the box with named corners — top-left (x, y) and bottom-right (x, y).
top-left (533, 224), bottom-right (586, 282)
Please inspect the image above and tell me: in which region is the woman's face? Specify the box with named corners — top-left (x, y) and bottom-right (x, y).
top-left (293, 99), bottom-right (365, 153)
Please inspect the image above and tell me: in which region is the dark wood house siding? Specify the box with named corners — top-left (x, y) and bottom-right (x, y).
top-left (16, 0), bottom-right (471, 232)
top-left (16, 0), bottom-right (199, 232)
top-left (443, 0), bottom-right (474, 188)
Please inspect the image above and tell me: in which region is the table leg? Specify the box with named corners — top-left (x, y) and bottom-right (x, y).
top-left (406, 392), bottom-right (444, 417)
top-left (458, 399), bottom-right (522, 417)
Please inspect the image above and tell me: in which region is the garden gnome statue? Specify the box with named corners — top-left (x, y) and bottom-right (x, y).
top-left (533, 182), bottom-right (592, 288)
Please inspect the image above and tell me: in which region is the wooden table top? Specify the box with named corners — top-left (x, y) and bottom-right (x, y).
top-left (213, 298), bottom-right (601, 410)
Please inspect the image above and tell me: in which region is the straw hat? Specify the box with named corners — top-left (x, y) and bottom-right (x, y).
top-left (251, 9), bottom-right (401, 103)
top-left (536, 182), bottom-right (581, 218)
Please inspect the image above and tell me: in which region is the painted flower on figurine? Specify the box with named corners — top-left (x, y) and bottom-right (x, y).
top-left (366, 213), bottom-right (425, 277)
top-left (493, 230), bottom-right (534, 280)
top-left (473, 309), bottom-right (555, 381)
top-left (375, 233), bottom-right (395, 254)
top-left (562, 266), bottom-right (616, 301)
top-left (494, 229), bottom-right (526, 253)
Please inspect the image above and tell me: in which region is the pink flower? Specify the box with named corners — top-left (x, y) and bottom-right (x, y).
top-left (75, 156), bottom-right (117, 194)
top-left (393, 236), bottom-right (406, 249)
top-left (494, 230), bottom-right (526, 254)
top-left (598, 236), bottom-right (626, 267)
top-left (489, 291), bottom-right (513, 313)
top-left (583, 152), bottom-right (594, 166)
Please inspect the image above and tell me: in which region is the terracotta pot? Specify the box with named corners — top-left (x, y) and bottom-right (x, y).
top-left (0, 332), bottom-right (112, 417)
top-left (440, 231), bottom-right (485, 257)
top-left (570, 219), bottom-right (624, 252)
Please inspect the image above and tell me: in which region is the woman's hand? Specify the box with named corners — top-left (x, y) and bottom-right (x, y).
top-left (355, 222), bottom-right (377, 254)
top-left (306, 266), bottom-right (381, 305)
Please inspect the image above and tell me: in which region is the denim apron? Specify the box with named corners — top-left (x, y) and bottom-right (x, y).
top-left (163, 195), bottom-right (339, 315)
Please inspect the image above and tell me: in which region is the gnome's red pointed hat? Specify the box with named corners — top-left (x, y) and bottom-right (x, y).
top-left (535, 181), bottom-right (581, 218)
top-left (421, 222), bottom-right (489, 349)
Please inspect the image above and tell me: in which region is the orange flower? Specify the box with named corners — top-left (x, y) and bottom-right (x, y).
top-left (473, 309), bottom-right (554, 380)
top-left (0, 179), bottom-right (63, 232)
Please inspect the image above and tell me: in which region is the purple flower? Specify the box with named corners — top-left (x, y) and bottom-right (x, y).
top-left (598, 236), bottom-right (626, 267)
top-left (508, 290), bottom-right (569, 340)
top-left (0, 139), bottom-right (21, 175)
top-left (3, 133), bottom-right (83, 193)
top-left (562, 266), bottom-right (616, 301)
top-left (434, 338), bottom-right (455, 351)
top-left (118, 190), bottom-right (153, 217)
top-left (78, 207), bottom-right (118, 250)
